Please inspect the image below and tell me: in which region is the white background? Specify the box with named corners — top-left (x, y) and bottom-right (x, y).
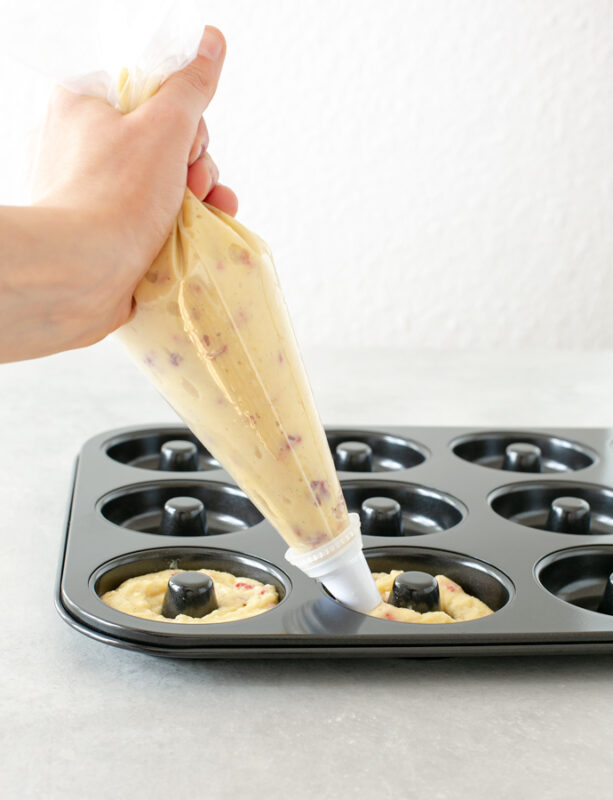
top-left (2, 8), bottom-right (613, 792)
top-left (1, 0), bottom-right (613, 351)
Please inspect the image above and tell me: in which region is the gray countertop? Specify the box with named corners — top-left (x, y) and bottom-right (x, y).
top-left (2, 340), bottom-right (612, 799)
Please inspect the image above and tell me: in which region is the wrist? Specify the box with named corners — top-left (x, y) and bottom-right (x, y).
top-left (0, 205), bottom-right (135, 362)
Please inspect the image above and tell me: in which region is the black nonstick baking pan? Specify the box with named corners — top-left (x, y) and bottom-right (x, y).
top-left (56, 424), bottom-right (613, 657)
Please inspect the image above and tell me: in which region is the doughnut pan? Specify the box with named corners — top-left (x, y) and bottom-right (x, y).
top-left (56, 424), bottom-right (613, 658)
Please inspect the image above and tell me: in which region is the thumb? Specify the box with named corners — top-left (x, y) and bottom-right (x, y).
top-left (150, 26), bottom-right (226, 131)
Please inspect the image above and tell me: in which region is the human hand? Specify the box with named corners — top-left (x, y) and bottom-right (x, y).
top-left (17, 26), bottom-right (236, 357)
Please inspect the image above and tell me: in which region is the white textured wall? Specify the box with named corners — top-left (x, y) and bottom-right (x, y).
top-left (2, 0), bottom-right (613, 349)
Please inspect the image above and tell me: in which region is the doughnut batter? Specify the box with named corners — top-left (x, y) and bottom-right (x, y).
top-left (368, 571), bottom-right (493, 623)
top-left (101, 568), bottom-right (278, 624)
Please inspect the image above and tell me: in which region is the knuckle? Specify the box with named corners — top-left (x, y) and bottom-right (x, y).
top-left (182, 67), bottom-right (213, 100)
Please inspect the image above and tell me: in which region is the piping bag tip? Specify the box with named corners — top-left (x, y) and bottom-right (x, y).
top-left (285, 513), bottom-right (381, 613)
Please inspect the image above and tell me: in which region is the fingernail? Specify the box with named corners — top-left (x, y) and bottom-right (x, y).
top-left (188, 143), bottom-right (204, 166)
top-left (198, 27), bottom-right (223, 60)
top-left (209, 160), bottom-right (219, 185)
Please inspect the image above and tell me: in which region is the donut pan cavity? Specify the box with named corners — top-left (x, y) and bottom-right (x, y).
top-left (57, 424), bottom-right (613, 658)
top-left (100, 481), bottom-right (263, 535)
top-left (451, 431), bottom-right (597, 473)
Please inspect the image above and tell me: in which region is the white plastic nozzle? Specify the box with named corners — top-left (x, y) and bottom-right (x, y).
top-left (285, 513), bottom-right (381, 613)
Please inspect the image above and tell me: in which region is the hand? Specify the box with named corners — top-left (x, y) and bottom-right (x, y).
top-left (0, 26), bottom-right (236, 362)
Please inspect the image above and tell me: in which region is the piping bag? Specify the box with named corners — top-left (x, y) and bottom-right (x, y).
top-left (50, 4), bottom-right (380, 612)
top-left (116, 79), bottom-right (379, 613)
